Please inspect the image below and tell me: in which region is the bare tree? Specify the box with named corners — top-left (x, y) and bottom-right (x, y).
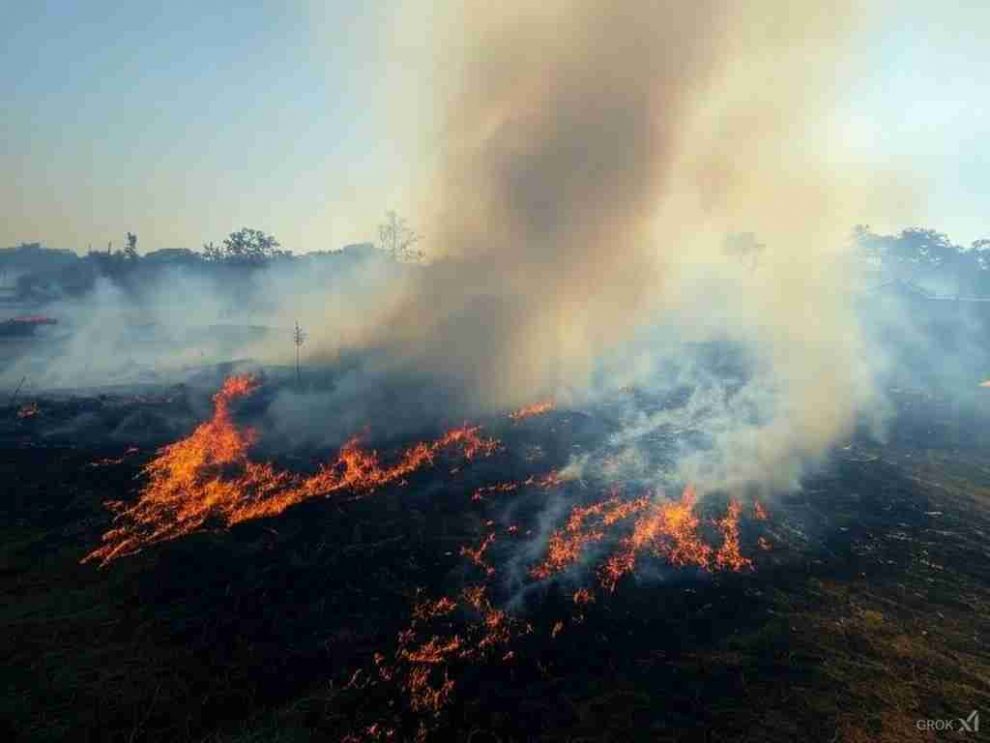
top-left (378, 211), bottom-right (422, 262)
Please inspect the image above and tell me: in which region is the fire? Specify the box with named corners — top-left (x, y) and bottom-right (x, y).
top-left (471, 482), bottom-right (518, 502)
top-left (572, 588), bottom-right (595, 605)
top-left (376, 581), bottom-right (522, 719)
top-left (77, 374), bottom-right (774, 736)
top-left (597, 486), bottom-right (711, 591)
top-left (507, 400), bottom-right (555, 421)
top-left (399, 635), bottom-right (464, 665)
top-left (364, 485), bottom-right (767, 732)
top-left (84, 375), bottom-right (498, 566)
top-left (530, 486), bottom-right (757, 592)
top-left (530, 493), bottom-right (650, 580)
top-left (16, 402), bottom-right (39, 419)
top-left (459, 532), bottom-right (496, 576)
top-left (714, 499), bottom-right (752, 571)
top-left (347, 478), bottom-right (772, 738)
top-left (471, 470), bottom-right (562, 501)
top-left (412, 596), bottom-right (458, 622)
top-left (405, 665), bottom-right (455, 714)
top-left (88, 446), bottom-right (141, 468)
top-left (753, 499), bottom-right (769, 520)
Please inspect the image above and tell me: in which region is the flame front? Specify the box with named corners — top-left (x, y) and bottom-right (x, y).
top-left (83, 374), bottom-right (497, 566)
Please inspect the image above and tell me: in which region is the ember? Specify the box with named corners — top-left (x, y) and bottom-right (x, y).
top-left (471, 469), bottom-right (562, 501)
top-left (508, 400), bottom-right (555, 421)
top-left (459, 532), bottom-right (496, 576)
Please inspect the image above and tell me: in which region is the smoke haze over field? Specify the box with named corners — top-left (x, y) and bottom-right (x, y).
top-left (5, 1), bottom-right (987, 497)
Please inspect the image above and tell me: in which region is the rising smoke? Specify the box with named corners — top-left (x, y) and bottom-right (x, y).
top-left (362, 0), bottom-right (894, 492)
top-left (8, 1), bottom-right (919, 496)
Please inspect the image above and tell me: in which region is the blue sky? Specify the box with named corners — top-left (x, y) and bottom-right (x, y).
top-left (2, 1), bottom-right (987, 253)
top-left (2, 1), bottom-right (398, 252)
top-left (835, 1), bottom-right (989, 245)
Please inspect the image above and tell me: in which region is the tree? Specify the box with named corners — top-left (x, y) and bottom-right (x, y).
top-left (377, 211), bottom-right (422, 262)
top-left (202, 241), bottom-right (221, 261)
top-left (202, 228), bottom-right (289, 265)
top-left (856, 226), bottom-right (990, 298)
top-left (124, 232), bottom-right (138, 260)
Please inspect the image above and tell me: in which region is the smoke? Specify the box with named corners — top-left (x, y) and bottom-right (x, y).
top-left (357, 0), bottom-right (893, 492)
top-left (8, 1), bottom-right (932, 497)
top-left (1, 251), bottom-right (405, 395)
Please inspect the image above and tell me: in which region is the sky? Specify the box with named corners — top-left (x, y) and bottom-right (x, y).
top-left (1, 0), bottom-right (987, 254)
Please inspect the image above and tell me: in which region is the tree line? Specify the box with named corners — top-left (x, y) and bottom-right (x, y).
top-left (4, 222), bottom-right (988, 301)
top-left (1, 213), bottom-right (423, 300)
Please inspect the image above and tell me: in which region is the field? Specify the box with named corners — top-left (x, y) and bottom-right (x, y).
top-left (3, 377), bottom-right (989, 742)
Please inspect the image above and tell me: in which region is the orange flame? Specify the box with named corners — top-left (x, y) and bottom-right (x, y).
top-left (530, 493), bottom-right (650, 580)
top-left (572, 588), bottom-right (595, 606)
top-left (460, 532), bottom-right (496, 576)
top-left (507, 400), bottom-right (555, 421)
top-left (349, 484), bottom-right (768, 733)
top-left (714, 499), bottom-right (752, 572)
top-left (530, 486), bottom-right (756, 592)
top-left (753, 499), bottom-right (769, 520)
top-left (471, 469), bottom-right (562, 502)
top-left (379, 582), bottom-right (521, 717)
top-left (84, 375), bottom-right (498, 566)
top-left (598, 486), bottom-right (713, 591)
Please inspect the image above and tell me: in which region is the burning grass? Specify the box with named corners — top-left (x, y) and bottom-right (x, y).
top-left (5, 378), bottom-right (989, 741)
top-left (507, 400), bottom-right (555, 421)
top-left (83, 375), bottom-right (498, 566)
top-left (72, 375), bottom-right (773, 734)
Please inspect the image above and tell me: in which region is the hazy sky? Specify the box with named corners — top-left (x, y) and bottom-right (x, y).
top-left (2, 1), bottom-right (987, 253)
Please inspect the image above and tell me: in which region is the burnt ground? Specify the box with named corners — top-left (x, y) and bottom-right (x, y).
top-left (2, 385), bottom-right (990, 742)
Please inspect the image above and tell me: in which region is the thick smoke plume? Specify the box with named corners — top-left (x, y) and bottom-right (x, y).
top-left (8, 1), bottom-right (910, 496)
top-left (363, 0), bottom-right (887, 492)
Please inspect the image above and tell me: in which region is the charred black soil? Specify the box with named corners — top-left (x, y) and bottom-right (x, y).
top-left (3, 387), bottom-right (990, 742)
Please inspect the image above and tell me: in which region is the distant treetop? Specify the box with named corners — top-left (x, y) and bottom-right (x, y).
top-left (378, 211), bottom-right (423, 263)
top-left (202, 228), bottom-right (290, 265)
